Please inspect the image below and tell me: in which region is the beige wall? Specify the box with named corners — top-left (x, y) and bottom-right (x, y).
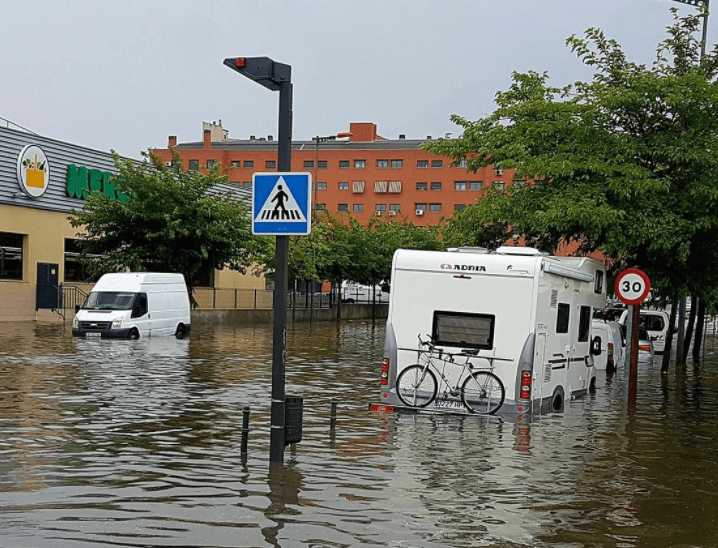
top-left (0, 204), bottom-right (80, 321)
top-left (214, 266), bottom-right (266, 290)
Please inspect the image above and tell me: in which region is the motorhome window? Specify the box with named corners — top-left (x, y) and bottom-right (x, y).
top-left (578, 306), bottom-right (591, 342)
top-left (432, 311), bottom-right (495, 350)
top-left (83, 292), bottom-right (138, 310)
top-left (594, 270), bottom-right (604, 294)
top-left (0, 232), bottom-right (23, 280)
top-left (556, 303), bottom-right (570, 333)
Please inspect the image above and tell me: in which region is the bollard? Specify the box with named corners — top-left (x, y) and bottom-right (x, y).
top-left (285, 395), bottom-right (303, 445)
top-left (241, 406), bottom-right (251, 457)
top-left (330, 398), bottom-right (338, 428)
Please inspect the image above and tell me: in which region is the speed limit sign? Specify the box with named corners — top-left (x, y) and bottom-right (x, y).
top-left (615, 268), bottom-right (651, 305)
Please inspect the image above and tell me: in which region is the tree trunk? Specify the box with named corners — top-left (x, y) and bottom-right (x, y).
top-left (693, 297), bottom-right (706, 364)
top-left (676, 297), bottom-right (687, 368)
top-left (661, 293), bottom-right (679, 374)
top-left (682, 295), bottom-right (697, 364)
top-left (336, 278), bottom-right (342, 321)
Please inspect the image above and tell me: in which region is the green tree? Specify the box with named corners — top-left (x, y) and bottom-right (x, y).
top-left (69, 152), bottom-right (262, 304)
top-left (427, 8), bottom-right (718, 315)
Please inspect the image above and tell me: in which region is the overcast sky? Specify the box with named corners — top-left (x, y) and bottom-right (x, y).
top-left (1, 0), bottom-right (709, 158)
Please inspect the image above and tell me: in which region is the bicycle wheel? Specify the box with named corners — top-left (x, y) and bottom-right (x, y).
top-left (396, 365), bottom-right (438, 408)
top-left (461, 371), bottom-right (505, 414)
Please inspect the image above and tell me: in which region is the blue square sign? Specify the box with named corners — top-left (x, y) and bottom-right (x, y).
top-left (252, 172), bottom-right (312, 235)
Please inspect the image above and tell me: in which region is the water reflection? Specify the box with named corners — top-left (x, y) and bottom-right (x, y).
top-left (0, 320), bottom-right (717, 547)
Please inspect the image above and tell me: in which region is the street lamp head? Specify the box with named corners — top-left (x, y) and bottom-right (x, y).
top-left (671, 0), bottom-right (708, 6)
top-left (223, 56), bottom-right (291, 91)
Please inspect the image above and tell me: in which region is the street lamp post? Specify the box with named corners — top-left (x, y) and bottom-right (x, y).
top-left (672, 0), bottom-right (709, 58)
top-left (224, 56), bottom-right (292, 464)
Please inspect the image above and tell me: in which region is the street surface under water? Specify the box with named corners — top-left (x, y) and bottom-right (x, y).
top-left (1, 320), bottom-right (717, 548)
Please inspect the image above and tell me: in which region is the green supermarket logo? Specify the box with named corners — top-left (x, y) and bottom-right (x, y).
top-left (65, 164), bottom-right (129, 202)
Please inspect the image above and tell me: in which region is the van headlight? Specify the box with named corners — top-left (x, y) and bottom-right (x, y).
top-left (72, 316), bottom-right (79, 329)
top-left (112, 317), bottom-right (123, 329)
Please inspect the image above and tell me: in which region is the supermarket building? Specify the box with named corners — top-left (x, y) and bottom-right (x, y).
top-left (0, 125), bottom-right (254, 322)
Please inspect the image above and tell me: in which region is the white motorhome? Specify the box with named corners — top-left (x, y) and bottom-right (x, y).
top-left (377, 246), bottom-right (606, 415)
top-left (72, 273), bottom-right (191, 339)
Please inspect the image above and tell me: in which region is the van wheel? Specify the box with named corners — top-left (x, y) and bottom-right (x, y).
top-left (127, 329), bottom-right (140, 340)
top-left (551, 389), bottom-right (564, 412)
top-left (175, 324), bottom-right (186, 339)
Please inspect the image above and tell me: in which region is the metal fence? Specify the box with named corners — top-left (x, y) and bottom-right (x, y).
top-left (193, 288), bottom-right (334, 310)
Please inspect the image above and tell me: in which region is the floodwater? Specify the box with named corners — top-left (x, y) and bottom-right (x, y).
top-left (1, 320), bottom-right (718, 548)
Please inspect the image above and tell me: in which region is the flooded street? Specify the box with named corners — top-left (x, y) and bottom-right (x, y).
top-left (1, 319), bottom-right (718, 548)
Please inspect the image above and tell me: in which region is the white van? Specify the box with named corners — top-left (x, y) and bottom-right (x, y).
top-left (618, 309), bottom-right (669, 353)
top-left (591, 319), bottom-right (624, 371)
top-left (376, 246), bottom-right (606, 416)
top-left (72, 273), bottom-right (191, 339)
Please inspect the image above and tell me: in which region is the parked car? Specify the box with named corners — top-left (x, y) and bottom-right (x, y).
top-left (617, 323), bottom-right (655, 364)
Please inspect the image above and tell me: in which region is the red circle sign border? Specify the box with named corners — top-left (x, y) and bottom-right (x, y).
top-left (615, 268), bottom-right (651, 305)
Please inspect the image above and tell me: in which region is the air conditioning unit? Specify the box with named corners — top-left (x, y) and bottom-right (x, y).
top-left (165, 161), bottom-right (172, 167)
top-left (388, 211), bottom-right (397, 217)
top-left (416, 209), bottom-right (425, 216)
top-left (375, 211), bottom-right (382, 216)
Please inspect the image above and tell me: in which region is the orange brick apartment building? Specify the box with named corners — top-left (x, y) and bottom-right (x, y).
top-left (152, 121), bottom-right (517, 225)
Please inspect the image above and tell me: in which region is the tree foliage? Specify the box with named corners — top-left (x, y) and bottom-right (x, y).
top-left (69, 152), bottom-right (262, 301)
top-left (425, 8), bottom-right (718, 305)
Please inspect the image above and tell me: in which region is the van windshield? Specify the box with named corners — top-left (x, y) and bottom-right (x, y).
top-left (83, 292), bottom-right (138, 311)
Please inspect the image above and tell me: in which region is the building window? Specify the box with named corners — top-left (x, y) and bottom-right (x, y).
top-left (207, 159), bottom-right (217, 169)
top-left (416, 182), bottom-right (427, 191)
top-left (416, 203), bottom-right (427, 212)
top-left (430, 182), bottom-right (442, 191)
top-left (430, 203), bottom-right (442, 213)
top-left (339, 182), bottom-right (349, 191)
top-left (266, 160), bottom-right (276, 169)
top-left (316, 182), bottom-right (327, 191)
top-left (391, 159), bottom-right (403, 168)
top-left (377, 159), bottom-right (389, 168)
top-left (469, 181), bottom-right (483, 190)
top-left (231, 160), bottom-right (241, 169)
top-left (417, 160), bottom-right (428, 169)
top-left (243, 181), bottom-right (252, 187)
top-left (0, 232), bottom-right (23, 280)
top-left (389, 204), bottom-right (401, 212)
top-left (494, 181), bottom-right (505, 191)
top-left (375, 204), bottom-right (387, 212)
top-left (454, 181), bottom-right (467, 191)
top-left (388, 180), bottom-right (402, 193)
top-left (494, 167), bottom-right (504, 175)
top-left (315, 203), bottom-right (326, 211)
top-left (64, 239), bottom-right (100, 283)
top-left (338, 203), bottom-right (349, 212)
top-left (339, 160), bottom-right (350, 169)
top-left (353, 203), bottom-right (364, 212)
top-left (354, 159), bottom-right (366, 169)
top-left (513, 180), bottom-right (527, 188)
top-left (352, 181), bottom-right (366, 193)
top-left (456, 160), bottom-right (468, 168)
top-left (304, 160), bottom-right (314, 169)
top-left (244, 160), bottom-right (254, 168)
top-left (374, 181), bottom-right (388, 193)
top-left (431, 160), bottom-right (443, 168)
top-left (317, 160), bottom-right (327, 169)
top-left (454, 204), bottom-right (466, 211)
top-left (188, 159), bottom-right (199, 171)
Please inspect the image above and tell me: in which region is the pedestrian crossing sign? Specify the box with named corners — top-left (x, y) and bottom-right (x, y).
top-left (252, 172), bottom-right (312, 235)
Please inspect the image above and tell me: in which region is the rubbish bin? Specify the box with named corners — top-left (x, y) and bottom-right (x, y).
top-left (285, 395), bottom-right (303, 445)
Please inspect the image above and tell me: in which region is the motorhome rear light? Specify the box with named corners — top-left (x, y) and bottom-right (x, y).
top-left (381, 372), bottom-right (388, 385)
top-left (520, 370), bottom-right (532, 400)
top-left (382, 358), bottom-right (389, 371)
top-left (370, 404), bottom-right (395, 413)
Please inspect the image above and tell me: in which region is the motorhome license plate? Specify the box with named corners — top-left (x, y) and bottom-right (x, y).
top-left (85, 332), bottom-right (101, 338)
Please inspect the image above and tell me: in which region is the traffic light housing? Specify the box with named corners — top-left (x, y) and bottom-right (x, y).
top-left (223, 57), bottom-right (291, 91)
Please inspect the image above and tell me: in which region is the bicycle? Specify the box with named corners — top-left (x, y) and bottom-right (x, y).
top-left (395, 335), bottom-right (507, 414)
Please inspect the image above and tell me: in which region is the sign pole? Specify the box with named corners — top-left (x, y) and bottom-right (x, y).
top-left (614, 268), bottom-right (651, 412)
top-left (269, 80), bottom-right (293, 465)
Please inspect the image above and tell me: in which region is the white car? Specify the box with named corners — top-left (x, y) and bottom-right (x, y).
top-left (591, 319), bottom-right (625, 371)
top-left (619, 310), bottom-right (669, 354)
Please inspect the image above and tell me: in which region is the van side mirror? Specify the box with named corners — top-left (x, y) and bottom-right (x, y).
top-left (591, 336), bottom-right (602, 356)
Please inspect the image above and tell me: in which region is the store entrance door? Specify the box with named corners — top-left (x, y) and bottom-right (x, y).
top-left (36, 263), bottom-right (59, 309)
